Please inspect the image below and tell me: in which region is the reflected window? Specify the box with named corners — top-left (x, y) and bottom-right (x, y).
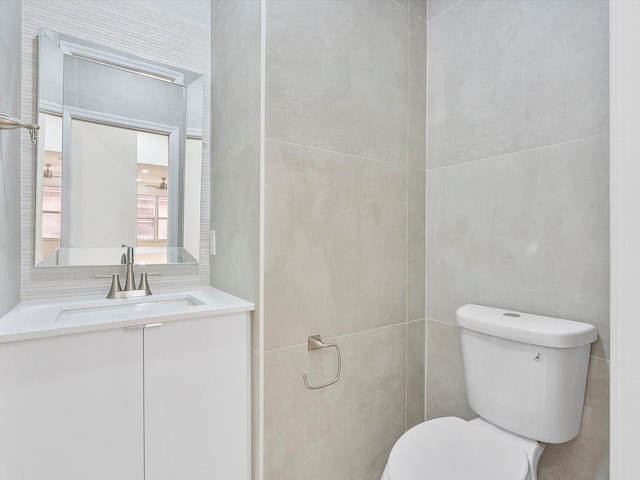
top-left (136, 194), bottom-right (167, 243)
top-left (42, 186), bottom-right (61, 239)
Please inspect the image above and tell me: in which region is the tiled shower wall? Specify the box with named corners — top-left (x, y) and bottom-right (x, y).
top-left (20, 0), bottom-right (211, 300)
top-left (0, 0), bottom-right (23, 317)
top-left (262, 1), bottom-right (426, 478)
top-left (426, 1), bottom-right (610, 479)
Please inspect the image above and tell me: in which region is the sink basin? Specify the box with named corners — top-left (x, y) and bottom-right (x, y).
top-left (57, 294), bottom-right (205, 322)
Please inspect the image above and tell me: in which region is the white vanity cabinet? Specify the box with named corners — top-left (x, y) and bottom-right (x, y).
top-left (0, 288), bottom-right (252, 480)
top-left (0, 327), bottom-right (144, 480)
top-left (144, 313), bottom-right (250, 480)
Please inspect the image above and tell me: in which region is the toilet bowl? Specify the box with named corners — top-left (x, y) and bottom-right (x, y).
top-left (381, 417), bottom-right (544, 480)
top-left (381, 304), bottom-right (597, 480)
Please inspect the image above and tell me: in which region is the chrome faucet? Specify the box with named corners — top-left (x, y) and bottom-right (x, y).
top-left (96, 244), bottom-right (160, 299)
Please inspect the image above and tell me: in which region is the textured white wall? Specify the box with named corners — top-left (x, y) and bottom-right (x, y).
top-left (20, 0), bottom-right (210, 299)
top-left (0, 0), bottom-right (23, 316)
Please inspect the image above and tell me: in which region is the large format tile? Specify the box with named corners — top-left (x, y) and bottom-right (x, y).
top-left (408, 15), bottom-right (426, 172)
top-left (408, 169), bottom-right (426, 322)
top-left (264, 140), bottom-right (407, 351)
top-left (537, 357), bottom-right (610, 480)
top-left (407, 319), bottom-right (426, 429)
top-left (266, 0), bottom-right (407, 164)
top-left (210, 142), bottom-right (261, 308)
top-left (427, 135), bottom-right (610, 357)
top-left (427, 0), bottom-right (609, 168)
top-left (211, 0), bottom-right (261, 164)
top-left (264, 324), bottom-right (407, 480)
top-left (425, 320), bottom-right (475, 420)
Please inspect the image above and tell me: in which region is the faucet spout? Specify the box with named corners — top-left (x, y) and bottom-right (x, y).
top-left (122, 244), bottom-right (134, 265)
top-left (122, 244), bottom-right (136, 291)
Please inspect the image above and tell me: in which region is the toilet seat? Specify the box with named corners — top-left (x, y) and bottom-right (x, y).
top-left (385, 417), bottom-right (530, 480)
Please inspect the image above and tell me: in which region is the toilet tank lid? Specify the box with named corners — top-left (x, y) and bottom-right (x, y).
top-left (456, 304), bottom-right (598, 348)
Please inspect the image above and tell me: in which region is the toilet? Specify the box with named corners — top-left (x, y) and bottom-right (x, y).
top-left (382, 304), bottom-right (597, 480)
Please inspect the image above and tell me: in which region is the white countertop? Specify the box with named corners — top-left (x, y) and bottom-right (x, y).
top-left (0, 286), bottom-right (254, 344)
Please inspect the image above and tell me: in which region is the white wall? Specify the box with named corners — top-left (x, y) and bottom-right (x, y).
top-left (610, 1), bottom-right (640, 478)
top-left (0, 0), bottom-right (23, 316)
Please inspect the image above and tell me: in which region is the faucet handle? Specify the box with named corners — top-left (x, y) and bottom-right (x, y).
top-left (138, 272), bottom-right (161, 295)
top-left (96, 274), bottom-right (123, 298)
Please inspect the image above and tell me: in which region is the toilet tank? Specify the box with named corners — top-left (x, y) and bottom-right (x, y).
top-left (456, 304), bottom-right (597, 444)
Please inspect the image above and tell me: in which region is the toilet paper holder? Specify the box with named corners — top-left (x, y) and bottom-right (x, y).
top-left (302, 335), bottom-right (342, 390)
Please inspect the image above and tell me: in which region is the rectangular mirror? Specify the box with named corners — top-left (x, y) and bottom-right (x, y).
top-left (35, 28), bottom-right (203, 267)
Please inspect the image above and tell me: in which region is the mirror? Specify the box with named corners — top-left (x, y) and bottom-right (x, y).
top-left (35, 28), bottom-right (203, 267)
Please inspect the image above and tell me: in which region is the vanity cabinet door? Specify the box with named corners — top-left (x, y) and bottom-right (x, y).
top-left (0, 328), bottom-right (144, 480)
top-left (143, 313), bottom-right (250, 480)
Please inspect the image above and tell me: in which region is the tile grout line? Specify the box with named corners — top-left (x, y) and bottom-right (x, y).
top-left (427, 132), bottom-right (610, 173)
top-left (426, 0), bottom-right (465, 24)
top-left (264, 137), bottom-right (408, 169)
top-left (404, 4), bottom-right (410, 434)
top-left (423, 3), bottom-right (429, 423)
top-left (264, 321), bottom-right (412, 354)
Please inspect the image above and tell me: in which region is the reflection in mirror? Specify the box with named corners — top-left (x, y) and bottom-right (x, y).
top-left (35, 28), bottom-right (203, 267)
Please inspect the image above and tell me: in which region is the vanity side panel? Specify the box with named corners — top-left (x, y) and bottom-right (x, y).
top-left (143, 312), bottom-right (250, 480)
top-left (0, 328), bottom-right (144, 480)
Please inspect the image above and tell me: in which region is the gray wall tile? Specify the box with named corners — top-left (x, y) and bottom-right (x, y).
top-left (262, 2), bottom-right (426, 477)
top-left (211, 0), bottom-right (262, 306)
top-left (266, 0), bottom-right (408, 164)
top-left (427, 0), bottom-right (609, 168)
top-left (409, 15), bottom-right (426, 172)
top-left (407, 319), bottom-right (426, 429)
top-left (264, 140), bottom-right (407, 351)
top-left (427, 135), bottom-right (610, 357)
top-left (537, 357), bottom-right (610, 480)
top-left (425, 320), bottom-right (475, 420)
top-left (264, 325), bottom-right (407, 480)
top-left (425, 2), bottom-right (609, 478)
top-left (408, 169), bottom-right (426, 322)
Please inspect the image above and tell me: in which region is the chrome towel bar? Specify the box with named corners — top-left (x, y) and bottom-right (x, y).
top-left (0, 113), bottom-right (39, 144)
top-left (302, 335), bottom-right (341, 390)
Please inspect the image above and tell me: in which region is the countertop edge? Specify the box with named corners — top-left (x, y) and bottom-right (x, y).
top-left (0, 286), bottom-right (255, 345)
